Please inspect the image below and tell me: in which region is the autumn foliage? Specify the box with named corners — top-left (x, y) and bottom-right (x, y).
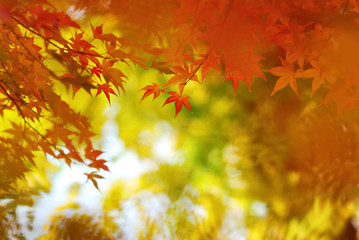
top-left (0, 0), bottom-right (357, 169)
top-left (2, 1), bottom-right (359, 237)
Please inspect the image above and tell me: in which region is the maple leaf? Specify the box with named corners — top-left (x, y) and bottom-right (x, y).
top-left (140, 83), bottom-right (165, 102)
top-left (84, 144), bottom-right (109, 171)
top-left (64, 139), bottom-right (83, 163)
top-left (266, 58), bottom-right (303, 96)
top-left (88, 159), bottom-right (109, 171)
top-left (58, 73), bottom-right (95, 96)
top-left (85, 147), bottom-right (103, 161)
top-left (101, 60), bottom-right (127, 92)
top-left (194, 53), bottom-right (220, 78)
top-left (91, 24), bottom-right (103, 39)
top-left (79, 55), bottom-right (88, 68)
top-left (224, 72), bottom-right (242, 95)
top-left (162, 91), bottom-right (192, 117)
top-left (85, 172), bottom-right (104, 191)
top-left (5, 122), bottom-right (25, 142)
top-left (302, 59), bottom-right (336, 96)
top-left (91, 67), bottom-right (102, 79)
top-left (69, 32), bottom-right (94, 53)
top-left (78, 130), bottom-right (96, 144)
top-left (96, 83), bottom-right (117, 104)
top-left (164, 64), bottom-right (199, 93)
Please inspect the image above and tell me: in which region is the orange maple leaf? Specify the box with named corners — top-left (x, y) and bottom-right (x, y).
top-left (224, 72), bottom-right (242, 95)
top-left (164, 64), bottom-right (199, 94)
top-left (302, 59), bottom-right (336, 96)
top-left (140, 83), bottom-right (165, 102)
top-left (266, 58), bottom-right (303, 96)
top-left (85, 172), bottom-right (104, 191)
top-left (88, 159), bottom-right (109, 171)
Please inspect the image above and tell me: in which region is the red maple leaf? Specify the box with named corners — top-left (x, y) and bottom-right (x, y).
top-left (91, 24), bottom-right (103, 39)
top-left (96, 84), bottom-right (117, 104)
top-left (91, 67), bottom-right (102, 79)
top-left (162, 91), bottom-right (192, 117)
